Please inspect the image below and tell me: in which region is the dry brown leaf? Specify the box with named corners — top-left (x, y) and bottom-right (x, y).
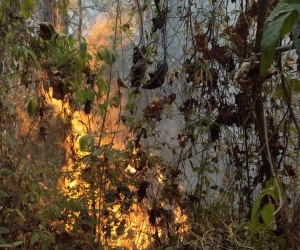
top-left (117, 76), bottom-right (129, 89)
top-left (285, 55), bottom-right (294, 70)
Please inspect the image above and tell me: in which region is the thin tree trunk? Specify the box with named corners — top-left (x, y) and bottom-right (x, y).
top-left (253, 0), bottom-right (272, 180)
top-left (42, 0), bottom-right (54, 23)
top-left (54, 0), bottom-right (62, 31)
top-left (78, 0), bottom-right (82, 40)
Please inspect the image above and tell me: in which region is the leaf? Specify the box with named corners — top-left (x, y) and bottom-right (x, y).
top-left (165, 247), bottom-right (173, 250)
top-left (98, 47), bottom-right (117, 66)
top-left (40, 232), bottom-right (51, 249)
top-left (0, 241), bottom-right (22, 248)
top-left (261, 203), bottom-right (275, 226)
top-left (79, 41), bottom-right (87, 57)
top-left (251, 194), bottom-right (264, 221)
top-left (24, 0), bottom-right (35, 10)
top-left (68, 34), bottom-right (75, 48)
top-left (30, 232), bottom-right (40, 245)
top-left (86, 89), bottom-right (95, 101)
top-left (54, 205), bottom-right (62, 216)
top-left (13, 209), bottom-right (25, 220)
top-left (265, 178), bottom-right (284, 200)
top-left (98, 104), bottom-right (105, 117)
top-left (292, 20), bottom-right (300, 53)
top-left (43, 80), bottom-right (50, 92)
top-left (267, 2), bottom-right (300, 22)
top-left (21, 45), bottom-right (28, 60)
top-left (0, 244), bottom-right (14, 248)
top-left (105, 152), bottom-right (115, 163)
top-left (289, 78), bottom-right (300, 93)
top-left (261, 10), bottom-right (299, 76)
top-left (26, 47), bottom-right (37, 61)
top-left (249, 220), bottom-right (265, 232)
top-left (281, 0), bottom-right (300, 5)
top-left (11, 44), bottom-right (19, 58)
top-left (27, 99), bottom-right (37, 117)
top-left (79, 135), bottom-right (94, 151)
top-left (237, 221), bottom-right (249, 231)
top-left (273, 236), bottom-right (287, 250)
top-left (0, 189), bottom-right (9, 198)
top-left (76, 89), bottom-right (88, 102)
top-left (0, 227), bottom-right (10, 235)
top-left (92, 148), bottom-right (103, 156)
top-left (12, 242), bottom-right (23, 247)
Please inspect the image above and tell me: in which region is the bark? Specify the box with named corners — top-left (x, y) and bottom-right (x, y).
top-left (41, 0), bottom-right (55, 23)
top-left (254, 0), bottom-right (269, 53)
top-left (253, 0), bottom-right (272, 180)
top-left (40, 0), bottom-right (67, 32)
top-left (78, 0), bottom-right (82, 40)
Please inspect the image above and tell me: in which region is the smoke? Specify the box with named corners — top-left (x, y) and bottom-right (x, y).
top-left (86, 13), bottom-right (113, 47)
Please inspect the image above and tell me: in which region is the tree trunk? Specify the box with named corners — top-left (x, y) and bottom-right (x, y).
top-left (78, 0), bottom-right (82, 40)
top-left (253, 0), bottom-right (273, 181)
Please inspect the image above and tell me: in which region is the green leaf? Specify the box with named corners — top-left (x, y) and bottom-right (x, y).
top-left (77, 88), bottom-right (95, 102)
top-left (165, 247), bottom-right (173, 250)
top-left (76, 89), bottom-right (88, 102)
top-left (0, 244), bottom-right (14, 248)
top-left (68, 34), bottom-right (75, 48)
top-left (40, 232), bottom-right (51, 249)
top-left (27, 99), bottom-right (37, 117)
top-left (26, 47), bottom-right (37, 61)
top-left (0, 189), bottom-right (9, 198)
top-left (0, 227), bottom-right (10, 235)
top-left (30, 232), bottom-right (40, 245)
top-left (0, 241), bottom-right (22, 248)
top-left (25, 0), bottom-right (35, 10)
top-left (98, 46), bottom-right (117, 66)
top-left (267, 2), bottom-right (300, 22)
top-left (86, 89), bottom-right (95, 101)
top-left (43, 80), bottom-right (50, 92)
top-left (12, 242), bottom-right (23, 247)
top-left (273, 82), bottom-right (284, 99)
top-left (289, 78), bottom-right (300, 93)
top-left (265, 178), bottom-right (284, 200)
top-left (13, 209), bottom-right (25, 220)
top-left (80, 41), bottom-right (87, 57)
top-left (249, 220), bottom-right (265, 232)
top-left (237, 221), bottom-right (249, 231)
top-left (261, 10), bottom-right (299, 76)
top-left (281, 0), bottom-right (300, 5)
top-left (251, 194), bottom-right (265, 221)
top-left (105, 152), bottom-right (115, 163)
top-left (292, 20), bottom-right (300, 54)
top-left (98, 104), bottom-right (105, 117)
top-left (261, 203), bottom-right (275, 226)
top-left (273, 236), bottom-right (287, 250)
top-left (92, 148), bottom-right (103, 156)
top-left (54, 205), bottom-right (62, 216)
top-left (20, 45), bottom-right (28, 60)
top-left (11, 44), bottom-right (19, 58)
top-left (79, 135), bottom-right (94, 151)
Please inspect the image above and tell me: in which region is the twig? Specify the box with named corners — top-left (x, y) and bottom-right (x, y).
top-left (244, 44), bottom-right (293, 62)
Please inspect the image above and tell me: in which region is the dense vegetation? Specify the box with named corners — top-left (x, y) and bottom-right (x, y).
top-left (1, 0), bottom-right (300, 249)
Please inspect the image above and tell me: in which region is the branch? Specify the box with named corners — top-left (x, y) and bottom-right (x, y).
top-left (244, 44), bottom-right (294, 62)
top-left (254, 0), bottom-right (269, 53)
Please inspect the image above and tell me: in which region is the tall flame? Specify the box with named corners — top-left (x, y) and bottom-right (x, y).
top-left (48, 9), bottom-right (188, 249)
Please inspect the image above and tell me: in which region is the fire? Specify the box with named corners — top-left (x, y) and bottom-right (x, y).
top-left (126, 164), bottom-right (137, 174)
top-left (86, 13), bottom-right (113, 48)
top-left (43, 7), bottom-right (189, 249)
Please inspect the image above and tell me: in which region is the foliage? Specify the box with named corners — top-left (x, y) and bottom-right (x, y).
top-left (261, 0), bottom-right (300, 75)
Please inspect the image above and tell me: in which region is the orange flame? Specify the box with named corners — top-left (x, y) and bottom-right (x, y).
top-left (46, 8), bottom-right (188, 249)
